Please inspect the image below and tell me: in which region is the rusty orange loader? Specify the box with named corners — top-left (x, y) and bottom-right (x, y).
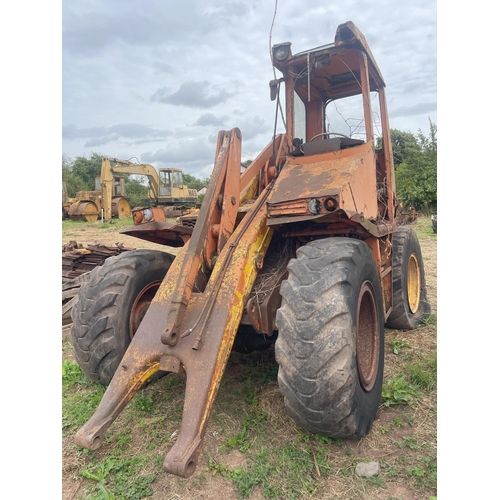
top-left (70, 21), bottom-right (430, 478)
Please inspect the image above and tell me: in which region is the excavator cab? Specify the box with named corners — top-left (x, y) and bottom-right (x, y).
top-left (158, 167), bottom-right (198, 204)
top-left (95, 175), bottom-right (127, 197)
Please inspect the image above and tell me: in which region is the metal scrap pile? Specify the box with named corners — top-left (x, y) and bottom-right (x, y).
top-left (62, 241), bottom-right (134, 279)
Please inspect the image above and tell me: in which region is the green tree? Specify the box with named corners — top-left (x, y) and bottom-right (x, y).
top-left (71, 152), bottom-right (105, 189)
top-left (395, 120), bottom-right (437, 211)
top-left (390, 129), bottom-right (420, 168)
top-left (62, 155), bottom-right (86, 197)
top-left (376, 129), bottom-right (419, 169)
top-left (183, 173), bottom-right (209, 191)
top-left (241, 159), bottom-right (253, 168)
top-left (124, 178), bottom-right (149, 209)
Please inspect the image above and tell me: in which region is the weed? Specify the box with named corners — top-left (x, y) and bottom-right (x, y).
top-left (403, 411), bottom-right (416, 426)
top-left (211, 441), bottom-right (335, 499)
top-left (81, 462), bottom-right (115, 499)
top-left (406, 353), bottom-right (437, 392)
top-left (391, 417), bottom-right (404, 427)
top-left (404, 455), bottom-right (437, 489)
top-left (81, 455), bottom-right (156, 500)
top-left (366, 475), bottom-right (386, 488)
top-left (225, 410), bottom-right (268, 453)
top-left (111, 429), bottom-right (131, 449)
top-left (386, 466), bottom-right (397, 477)
top-left (390, 339), bottom-right (412, 354)
top-left (209, 454), bottom-right (274, 499)
top-left (382, 375), bottom-right (418, 406)
top-left (402, 435), bottom-right (418, 449)
top-left (379, 426), bottom-right (389, 435)
top-left (420, 314), bottom-right (437, 326)
top-left (315, 434), bottom-right (342, 445)
top-left (132, 391), bottom-right (154, 412)
top-left (62, 358), bottom-right (87, 388)
top-left (62, 384), bottom-right (106, 432)
top-left (406, 466), bottom-right (426, 477)
top-left (227, 426), bottom-right (252, 452)
top-left (235, 378), bottom-right (259, 405)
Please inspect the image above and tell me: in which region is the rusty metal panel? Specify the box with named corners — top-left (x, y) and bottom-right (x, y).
top-left (120, 221), bottom-right (192, 247)
top-left (267, 141), bottom-right (378, 221)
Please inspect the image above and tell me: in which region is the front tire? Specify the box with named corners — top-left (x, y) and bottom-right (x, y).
top-left (385, 227), bottom-right (430, 330)
top-left (70, 249), bottom-right (175, 385)
top-left (275, 237), bottom-right (384, 438)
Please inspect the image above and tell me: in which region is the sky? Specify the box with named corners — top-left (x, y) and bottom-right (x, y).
top-left (62, 0), bottom-right (437, 179)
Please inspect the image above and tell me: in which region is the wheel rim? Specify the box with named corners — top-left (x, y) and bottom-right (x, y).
top-left (356, 281), bottom-right (380, 392)
top-left (129, 281), bottom-right (162, 339)
top-left (407, 253), bottom-right (421, 313)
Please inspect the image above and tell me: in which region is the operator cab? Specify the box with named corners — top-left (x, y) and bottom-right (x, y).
top-left (271, 22), bottom-right (390, 159)
top-left (159, 168), bottom-right (184, 197)
top-left (95, 176), bottom-right (127, 197)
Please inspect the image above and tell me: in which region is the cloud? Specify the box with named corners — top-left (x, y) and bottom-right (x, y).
top-left (391, 102), bottom-right (437, 118)
top-left (62, 123), bottom-right (172, 147)
top-left (141, 138), bottom-right (216, 174)
top-left (62, 2), bottom-right (216, 57)
top-left (150, 81), bottom-right (234, 109)
top-left (234, 116), bottom-right (268, 141)
top-left (207, 2), bottom-right (249, 19)
top-left (141, 139), bottom-right (213, 164)
top-left (194, 113), bottom-right (228, 126)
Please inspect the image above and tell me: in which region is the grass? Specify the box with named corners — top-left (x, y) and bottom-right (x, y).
top-left (62, 214), bottom-right (437, 500)
top-left (62, 217), bottom-right (135, 232)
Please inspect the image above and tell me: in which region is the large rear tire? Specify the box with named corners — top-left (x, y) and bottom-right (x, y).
top-left (275, 237), bottom-right (384, 438)
top-left (385, 227), bottom-right (430, 330)
top-left (70, 249), bottom-right (175, 385)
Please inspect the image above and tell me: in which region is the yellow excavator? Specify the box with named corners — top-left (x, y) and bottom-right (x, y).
top-left (68, 158), bottom-right (198, 222)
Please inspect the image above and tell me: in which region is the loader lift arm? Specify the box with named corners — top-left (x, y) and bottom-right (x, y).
top-left (75, 129), bottom-right (286, 477)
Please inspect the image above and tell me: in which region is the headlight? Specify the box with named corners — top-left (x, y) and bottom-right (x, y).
top-left (143, 208), bottom-right (153, 221)
top-left (308, 199), bottom-right (321, 214)
top-left (273, 43), bottom-right (291, 62)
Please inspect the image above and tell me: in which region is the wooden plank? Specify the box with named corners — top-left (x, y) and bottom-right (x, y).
top-left (62, 295), bottom-right (78, 317)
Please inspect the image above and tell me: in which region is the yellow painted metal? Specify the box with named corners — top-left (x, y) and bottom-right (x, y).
top-left (68, 200), bottom-right (99, 222)
top-left (407, 253), bottom-right (421, 313)
top-left (111, 197), bottom-right (132, 218)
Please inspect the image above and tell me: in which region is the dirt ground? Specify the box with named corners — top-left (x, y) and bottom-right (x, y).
top-left (62, 220), bottom-right (181, 255)
top-left (62, 216), bottom-right (437, 500)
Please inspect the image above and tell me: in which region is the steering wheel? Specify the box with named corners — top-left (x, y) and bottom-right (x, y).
top-left (310, 132), bottom-right (351, 141)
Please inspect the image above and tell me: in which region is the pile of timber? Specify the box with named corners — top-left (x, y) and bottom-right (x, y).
top-left (62, 242), bottom-right (134, 326)
top-left (62, 242), bottom-right (134, 279)
top-left (62, 271), bottom-right (97, 326)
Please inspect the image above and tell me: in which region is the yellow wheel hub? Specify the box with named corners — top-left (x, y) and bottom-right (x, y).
top-left (407, 253), bottom-right (421, 313)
